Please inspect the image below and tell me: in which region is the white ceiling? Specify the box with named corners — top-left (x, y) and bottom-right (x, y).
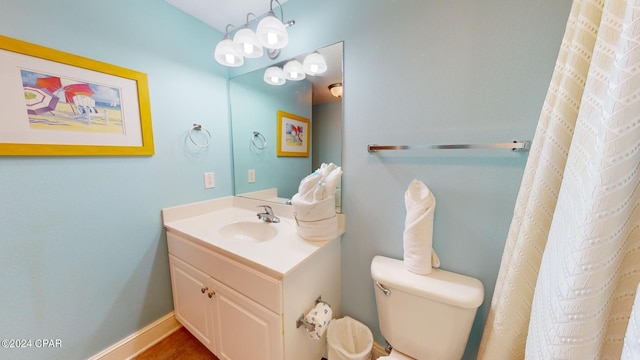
top-left (165, 0), bottom-right (342, 104)
top-left (166, 0), bottom-right (289, 33)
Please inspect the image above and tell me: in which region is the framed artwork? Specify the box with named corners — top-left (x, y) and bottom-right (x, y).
top-left (276, 110), bottom-right (309, 157)
top-left (0, 35), bottom-right (154, 156)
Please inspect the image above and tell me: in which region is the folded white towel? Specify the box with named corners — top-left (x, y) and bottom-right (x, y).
top-left (291, 195), bottom-right (335, 222)
top-left (403, 179), bottom-right (439, 274)
top-left (295, 163), bottom-right (342, 202)
top-left (291, 163), bottom-right (342, 241)
top-left (295, 215), bottom-right (339, 241)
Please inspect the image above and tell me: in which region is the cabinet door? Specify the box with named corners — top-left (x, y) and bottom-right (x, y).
top-left (213, 279), bottom-right (283, 360)
top-left (169, 255), bottom-right (216, 353)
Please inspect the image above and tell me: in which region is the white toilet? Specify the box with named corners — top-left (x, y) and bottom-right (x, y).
top-left (371, 256), bottom-right (484, 360)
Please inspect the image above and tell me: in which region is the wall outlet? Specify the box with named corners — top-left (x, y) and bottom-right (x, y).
top-left (248, 169), bottom-right (256, 183)
top-left (204, 172), bottom-right (215, 189)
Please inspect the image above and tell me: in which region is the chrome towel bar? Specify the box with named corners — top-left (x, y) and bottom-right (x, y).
top-left (367, 140), bottom-right (531, 153)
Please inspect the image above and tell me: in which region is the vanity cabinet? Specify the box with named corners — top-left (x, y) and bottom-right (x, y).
top-left (169, 255), bottom-right (217, 351)
top-left (169, 254), bottom-right (282, 359)
top-left (167, 230), bottom-right (341, 360)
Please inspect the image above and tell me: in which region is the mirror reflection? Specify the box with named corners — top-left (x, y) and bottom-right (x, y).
top-left (229, 42), bottom-right (343, 210)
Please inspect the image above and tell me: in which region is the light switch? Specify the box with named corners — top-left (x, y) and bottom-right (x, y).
top-left (248, 169), bottom-right (256, 183)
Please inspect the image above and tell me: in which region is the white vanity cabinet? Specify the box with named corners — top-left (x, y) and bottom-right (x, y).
top-left (166, 227), bottom-right (341, 360)
top-left (169, 254), bottom-right (217, 351)
top-left (169, 253), bottom-right (282, 359)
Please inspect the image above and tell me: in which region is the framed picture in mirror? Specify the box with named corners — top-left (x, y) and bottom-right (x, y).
top-left (276, 110), bottom-right (309, 157)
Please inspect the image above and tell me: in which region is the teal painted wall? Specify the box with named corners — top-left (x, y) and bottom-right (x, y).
top-left (0, 1), bottom-right (232, 359)
top-left (312, 101), bottom-right (342, 170)
top-left (275, 1), bottom-right (572, 359)
top-left (0, 1), bottom-right (572, 359)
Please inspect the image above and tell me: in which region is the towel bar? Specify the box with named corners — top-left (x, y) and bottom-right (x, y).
top-left (367, 140), bottom-right (531, 153)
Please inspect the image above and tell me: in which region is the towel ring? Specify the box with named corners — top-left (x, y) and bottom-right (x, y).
top-left (188, 124), bottom-right (212, 148)
top-left (251, 131), bottom-right (267, 150)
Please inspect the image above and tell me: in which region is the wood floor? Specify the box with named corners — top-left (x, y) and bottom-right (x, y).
top-left (133, 327), bottom-right (219, 360)
top-left (133, 326), bottom-right (336, 360)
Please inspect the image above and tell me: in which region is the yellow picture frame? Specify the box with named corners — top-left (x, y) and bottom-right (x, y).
top-left (276, 110), bottom-right (310, 157)
top-left (0, 35), bottom-right (154, 156)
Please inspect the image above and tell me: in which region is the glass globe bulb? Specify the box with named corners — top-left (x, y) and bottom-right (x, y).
top-left (302, 52), bottom-right (327, 75)
top-left (256, 11), bottom-right (288, 49)
top-left (283, 60), bottom-right (305, 81)
top-left (264, 66), bottom-right (286, 85)
top-left (214, 37), bottom-right (244, 67)
top-left (233, 27), bottom-right (263, 59)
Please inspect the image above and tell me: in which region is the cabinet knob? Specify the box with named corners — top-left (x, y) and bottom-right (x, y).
top-left (201, 287), bottom-right (208, 294)
top-left (208, 291), bottom-right (216, 298)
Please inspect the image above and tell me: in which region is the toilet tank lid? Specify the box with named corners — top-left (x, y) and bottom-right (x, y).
top-left (371, 256), bottom-right (484, 309)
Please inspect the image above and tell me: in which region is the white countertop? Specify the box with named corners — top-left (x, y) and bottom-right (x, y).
top-left (162, 196), bottom-right (344, 278)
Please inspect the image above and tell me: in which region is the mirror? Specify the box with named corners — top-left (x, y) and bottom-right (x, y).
top-left (229, 42), bottom-right (343, 210)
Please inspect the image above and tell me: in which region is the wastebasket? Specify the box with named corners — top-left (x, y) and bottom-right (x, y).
top-left (327, 316), bottom-right (373, 360)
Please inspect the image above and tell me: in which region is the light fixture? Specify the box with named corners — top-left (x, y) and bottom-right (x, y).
top-left (214, 24), bottom-right (244, 67)
top-left (302, 52), bottom-right (327, 75)
top-left (264, 66), bottom-right (286, 85)
top-left (329, 83), bottom-right (343, 98)
top-left (283, 60), bottom-right (305, 81)
top-left (233, 13), bottom-right (263, 59)
top-left (256, 0), bottom-right (289, 50)
top-left (214, 0), bottom-right (295, 67)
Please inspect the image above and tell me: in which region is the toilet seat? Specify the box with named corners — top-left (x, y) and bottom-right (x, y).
top-left (377, 348), bottom-right (414, 359)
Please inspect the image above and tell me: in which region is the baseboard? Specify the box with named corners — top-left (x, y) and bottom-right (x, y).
top-left (372, 341), bottom-right (389, 359)
top-left (88, 312), bottom-right (182, 360)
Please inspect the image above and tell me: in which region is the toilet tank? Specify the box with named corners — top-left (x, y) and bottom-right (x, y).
top-left (371, 256), bottom-right (484, 360)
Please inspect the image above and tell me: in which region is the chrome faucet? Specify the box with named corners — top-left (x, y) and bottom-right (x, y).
top-left (256, 205), bottom-right (280, 223)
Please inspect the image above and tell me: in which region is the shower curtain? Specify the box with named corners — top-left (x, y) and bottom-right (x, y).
top-left (478, 0), bottom-right (640, 359)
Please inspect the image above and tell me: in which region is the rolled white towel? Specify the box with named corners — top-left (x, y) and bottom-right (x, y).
top-left (403, 179), bottom-right (439, 274)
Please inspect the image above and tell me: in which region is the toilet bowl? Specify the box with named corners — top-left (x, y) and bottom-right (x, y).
top-left (371, 255), bottom-right (484, 360)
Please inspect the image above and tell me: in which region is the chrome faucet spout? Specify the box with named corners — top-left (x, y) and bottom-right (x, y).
top-left (256, 205), bottom-right (280, 223)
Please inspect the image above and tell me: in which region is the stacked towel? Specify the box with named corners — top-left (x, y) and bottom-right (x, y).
top-left (403, 179), bottom-right (440, 274)
top-left (291, 163), bottom-right (342, 241)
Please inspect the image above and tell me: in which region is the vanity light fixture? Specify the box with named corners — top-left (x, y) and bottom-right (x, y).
top-left (233, 13), bottom-right (263, 59)
top-left (283, 60), bottom-right (305, 81)
top-left (214, 0), bottom-right (295, 67)
top-left (264, 66), bottom-right (286, 85)
top-left (214, 24), bottom-right (244, 67)
top-left (302, 52), bottom-right (327, 75)
top-left (256, 0), bottom-right (289, 50)
top-left (329, 83), bottom-right (343, 98)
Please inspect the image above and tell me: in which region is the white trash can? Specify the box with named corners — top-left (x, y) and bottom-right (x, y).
top-left (327, 316), bottom-right (373, 360)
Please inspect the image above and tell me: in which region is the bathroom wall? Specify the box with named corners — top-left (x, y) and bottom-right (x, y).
top-left (312, 101), bottom-right (342, 170)
top-left (0, 1), bottom-right (233, 359)
top-left (274, 1), bottom-right (572, 358)
top-left (0, 1), bottom-right (573, 359)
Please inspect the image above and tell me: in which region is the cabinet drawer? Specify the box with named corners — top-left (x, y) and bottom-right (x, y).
top-left (168, 232), bottom-right (282, 314)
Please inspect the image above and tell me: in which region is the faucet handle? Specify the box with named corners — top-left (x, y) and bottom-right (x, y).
top-left (257, 205), bottom-right (273, 214)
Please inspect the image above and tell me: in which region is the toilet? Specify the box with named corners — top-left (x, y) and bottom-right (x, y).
top-left (371, 256), bottom-right (484, 359)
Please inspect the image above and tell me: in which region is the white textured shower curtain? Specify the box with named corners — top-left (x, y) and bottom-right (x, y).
top-left (479, 0), bottom-right (640, 359)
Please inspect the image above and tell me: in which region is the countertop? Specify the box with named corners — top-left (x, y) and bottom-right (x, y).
top-left (162, 196), bottom-right (344, 278)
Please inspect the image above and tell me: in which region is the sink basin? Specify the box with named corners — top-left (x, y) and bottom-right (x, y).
top-left (218, 220), bottom-right (280, 243)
